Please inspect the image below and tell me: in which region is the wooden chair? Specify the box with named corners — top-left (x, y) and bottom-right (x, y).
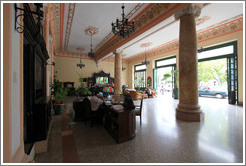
top-left (134, 98), bottom-right (143, 125)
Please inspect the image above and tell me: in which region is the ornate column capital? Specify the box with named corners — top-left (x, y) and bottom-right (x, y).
top-left (113, 49), bottom-right (123, 55)
top-left (174, 4), bottom-right (201, 20)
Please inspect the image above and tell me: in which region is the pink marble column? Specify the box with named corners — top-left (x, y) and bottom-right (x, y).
top-left (113, 49), bottom-right (123, 96)
top-left (174, 4), bottom-right (204, 122)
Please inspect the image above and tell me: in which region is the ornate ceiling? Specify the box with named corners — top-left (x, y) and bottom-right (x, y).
top-left (48, 2), bottom-right (243, 63)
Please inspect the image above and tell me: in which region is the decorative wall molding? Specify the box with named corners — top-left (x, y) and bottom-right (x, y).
top-left (126, 17), bottom-right (243, 63)
top-left (50, 3), bottom-right (61, 53)
top-left (63, 3), bottom-right (76, 50)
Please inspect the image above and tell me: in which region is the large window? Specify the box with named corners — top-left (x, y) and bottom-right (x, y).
top-left (134, 64), bottom-right (146, 89)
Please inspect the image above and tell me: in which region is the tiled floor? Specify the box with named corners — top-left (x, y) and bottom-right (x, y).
top-left (35, 93), bottom-right (244, 163)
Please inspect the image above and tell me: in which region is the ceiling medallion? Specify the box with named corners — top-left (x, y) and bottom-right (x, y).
top-left (84, 26), bottom-right (99, 36)
top-left (76, 47), bottom-right (85, 69)
top-left (111, 3), bottom-right (135, 38)
top-left (85, 26), bottom-right (99, 58)
top-left (140, 42), bottom-right (152, 65)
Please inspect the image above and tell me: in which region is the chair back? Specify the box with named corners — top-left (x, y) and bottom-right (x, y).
top-left (82, 97), bottom-right (91, 121)
top-left (139, 98), bottom-right (143, 114)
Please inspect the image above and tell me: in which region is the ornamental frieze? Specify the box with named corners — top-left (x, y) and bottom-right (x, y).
top-left (126, 17), bottom-right (243, 63)
top-left (50, 3), bottom-right (61, 53)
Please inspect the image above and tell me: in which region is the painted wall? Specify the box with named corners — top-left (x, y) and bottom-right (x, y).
top-left (3, 3), bottom-right (27, 163)
top-left (127, 29), bottom-right (244, 104)
top-left (54, 56), bottom-right (128, 88)
top-left (11, 4), bottom-right (21, 157)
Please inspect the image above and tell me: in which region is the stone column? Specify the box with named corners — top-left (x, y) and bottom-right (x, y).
top-left (113, 49), bottom-right (123, 96)
top-left (174, 4), bottom-right (204, 122)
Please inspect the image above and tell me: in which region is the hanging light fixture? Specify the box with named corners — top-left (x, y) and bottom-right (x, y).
top-left (85, 26), bottom-right (98, 58)
top-left (76, 47), bottom-right (85, 69)
top-left (140, 42), bottom-right (152, 65)
top-left (111, 3), bottom-right (135, 38)
top-left (88, 35), bottom-right (95, 58)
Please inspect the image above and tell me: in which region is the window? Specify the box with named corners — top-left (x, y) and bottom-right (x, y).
top-left (134, 64), bottom-right (146, 89)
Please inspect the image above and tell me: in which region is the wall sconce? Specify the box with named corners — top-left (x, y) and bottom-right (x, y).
top-left (14, 3), bottom-right (44, 33)
top-left (47, 62), bottom-right (55, 66)
top-left (197, 47), bottom-right (204, 53)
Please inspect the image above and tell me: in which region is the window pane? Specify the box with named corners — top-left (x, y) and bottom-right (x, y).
top-left (156, 58), bottom-right (176, 67)
top-left (136, 64), bottom-right (146, 71)
top-left (198, 45), bottom-right (234, 60)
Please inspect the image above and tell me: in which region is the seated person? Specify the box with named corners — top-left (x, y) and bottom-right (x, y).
top-left (90, 92), bottom-right (105, 111)
top-left (90, 92), bottom-right (105, 126)
top-left (145, 87), bottom-right (152, 97)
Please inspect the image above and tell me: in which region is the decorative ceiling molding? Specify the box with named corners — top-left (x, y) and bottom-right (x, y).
top-left (63, 3), bottom-right (76, 50)
top-left (84, 26), bottom-right (99, 36)
top-left (50, 3), bottom-right (61, 54)
top-left (94, 3), bottom-right (145, 51)
top-left (140, 42), bottom-right (153, 48)
top-left (94, 3), bottom-right (190, 61)
top-left (76, 47), bottom-right (85, 52)
top-left (126, 17), bottom-right (243, 64)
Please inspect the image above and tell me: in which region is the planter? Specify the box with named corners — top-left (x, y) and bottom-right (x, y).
top-left (53, 103), bottom-right (65, 115)
top-left (172, 88), bottom-right (179, 99)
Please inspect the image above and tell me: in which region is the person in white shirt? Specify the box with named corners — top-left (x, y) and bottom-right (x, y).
top-left (90, 93), bottom-right (105, 111)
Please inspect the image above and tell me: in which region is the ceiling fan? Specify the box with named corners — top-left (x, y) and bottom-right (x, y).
top-left (140, 42), bottom-right (152, 65)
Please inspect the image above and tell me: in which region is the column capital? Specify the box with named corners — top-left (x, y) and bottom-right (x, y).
top-left (113, 49), bottom-right (123, 54)
top-left (174, 4), bottom-right (201, 20)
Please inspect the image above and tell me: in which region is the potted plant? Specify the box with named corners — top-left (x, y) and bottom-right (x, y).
top-left (53, 87), bottom-right (68, 115)
top-left (50, 78), bottom-right (62, 97)
top-left (75, 84), bottom-right (92, 96)
top-left (75, 72), bottom-right (92, 97)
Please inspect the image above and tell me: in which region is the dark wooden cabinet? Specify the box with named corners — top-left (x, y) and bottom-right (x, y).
top-left (34, 96), bottom-right (52, 141)
top-left (104, 107), bottom-right (136, 143)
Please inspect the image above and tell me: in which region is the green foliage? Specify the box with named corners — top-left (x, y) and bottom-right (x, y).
top-left (54, 87), bottom-right (68, 104)
top-left (134, 76), bottom-right (137, 85)
top-left (50, 78), bottom-right (62, 96)
top-left (162, 73), bottom-right (172, 81)
top-left (161, 70), bottom-right (178, 89)
top-left (139, 76), bottom-right (145, 85)
top-left (198, 59), bottom-right (227, 85)
top-left (75, 72), bottom-right (92, 96)
top-left (75, 84), bottom-right (92, 96)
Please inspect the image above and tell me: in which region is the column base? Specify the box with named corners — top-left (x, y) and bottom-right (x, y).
top-left (176, 103), bottom-right (204, 122)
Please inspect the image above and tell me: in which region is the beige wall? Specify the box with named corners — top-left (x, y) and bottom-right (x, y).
top-left (3, 3), bottom-right (28, 163)
top-left (127, 30), bottom-right (243, 104)
top-left (55, 56), bottom-right (128, 88)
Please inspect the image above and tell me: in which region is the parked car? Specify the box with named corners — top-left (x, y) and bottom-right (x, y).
top-left (198, 87), bottom-right (228, 98)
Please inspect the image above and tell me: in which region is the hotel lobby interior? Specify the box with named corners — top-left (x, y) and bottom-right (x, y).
top-left (2, 2), bottom-right (244, 164)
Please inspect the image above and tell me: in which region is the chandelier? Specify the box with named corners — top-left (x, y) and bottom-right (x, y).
top-left (85, 26), bottom-right (98, 58)
top-left (88, 35), bottom-right (95, 58)
top-left (111, 3), bottom-right (135, 38)
top-left (76, 47), bottom-right (85, 69)
top-left (140, 42), bottom-right (152, 65)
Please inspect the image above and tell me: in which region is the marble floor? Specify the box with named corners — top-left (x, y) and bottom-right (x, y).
top-left (35, 93), bottom-right (244, 164)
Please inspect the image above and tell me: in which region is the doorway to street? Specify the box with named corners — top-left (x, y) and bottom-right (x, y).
top-left (153, 41), bottom-right (238, 104)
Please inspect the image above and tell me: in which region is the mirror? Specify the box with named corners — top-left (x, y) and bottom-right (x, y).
top-left (96, 77), bottom-right (108, 84)
top-left (147, 76), bottom-right (152, 87)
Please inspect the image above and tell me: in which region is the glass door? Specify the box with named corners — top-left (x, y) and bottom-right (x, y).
top-left (227, 56), bottom-right (238, 104)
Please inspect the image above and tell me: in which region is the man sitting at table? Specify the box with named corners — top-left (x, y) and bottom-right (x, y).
top-left (90, 92), bottom-right (105, 126)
